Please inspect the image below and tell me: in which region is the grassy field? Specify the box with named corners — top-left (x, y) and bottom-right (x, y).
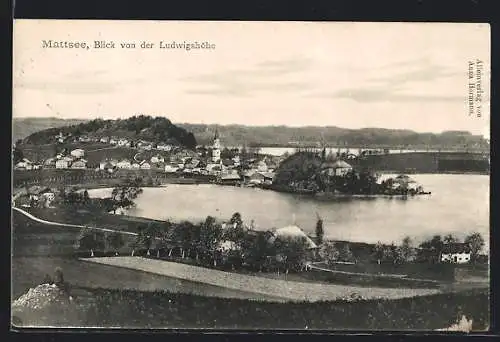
top-left (11, 256), bottom-right (287, 303)
top-left (83, 257), bottom-right (443, 302)
top-left (13, 283), bottom-right (489, 330)
top-left (12, 207), bottom-right (490, 330)
top-left (17, 207), bottom-right (164, 234)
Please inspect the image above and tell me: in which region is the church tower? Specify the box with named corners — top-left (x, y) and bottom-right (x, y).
top-left (212, 128), bottom-right (221, 163)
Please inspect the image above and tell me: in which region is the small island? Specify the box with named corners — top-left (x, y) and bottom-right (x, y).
top-left (270, 150), bottom-right (431, 197)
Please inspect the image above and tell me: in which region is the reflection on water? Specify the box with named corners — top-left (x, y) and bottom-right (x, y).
top-left (88, 174), bottom-right (489, 249)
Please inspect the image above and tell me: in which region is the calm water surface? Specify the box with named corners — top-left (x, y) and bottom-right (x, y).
top-left (88, 174), bottom-right (489, 249)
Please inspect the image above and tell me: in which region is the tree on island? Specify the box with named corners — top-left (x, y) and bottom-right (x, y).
top-left (464, 232), bottom-right (485, 263)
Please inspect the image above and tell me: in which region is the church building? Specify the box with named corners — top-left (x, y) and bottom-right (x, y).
top-left (212, 128), bottom-right (221, 163)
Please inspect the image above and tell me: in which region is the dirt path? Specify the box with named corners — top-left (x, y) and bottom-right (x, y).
top-left (12, 207), bottom-right (137, 236)
top-left (82, 256), bottom-right (442, 302)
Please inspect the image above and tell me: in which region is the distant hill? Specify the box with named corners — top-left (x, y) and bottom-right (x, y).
top-left (19, 115), bottom-right (197, 149)
top-left (178, 123), bottom-right (489, 150)
top-left (13, 117), bottom-right (88, 143)
top-left (13, 117), bottom-right (489, 151)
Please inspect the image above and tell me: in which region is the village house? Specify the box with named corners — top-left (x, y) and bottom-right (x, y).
top-left (441, 243), bottom-right (472, 264)
top-left (44, 158), bottom-right (56, 169)
top-left (109, 138), bottom-right (118, 145)
top-left (157, 143), bottom-right (173, 152)
top-left (70, 148), bottom-right (85, 159)
top-left (140, 161), bottom-right (151, 170)
top-left (100, 136), bottom-right (110, 143)
top-left (150, 155), bottom-right (165, 164)
top-left (55, 159), bottom-right (70, 169)
top-left (108, 159), bottom-right (119, 167)
top-left (117, 138), bottom-right (129, 147)
top-left (131, 162), bottom-right (141, 170)
top-left (164, 164), bottom-right (179, 173)
top-left (15, 158), bottom-right (33, 170)
top-left (218, 173), bottom-right (241, 185)
top-left (268, 225), bottom-right (319, 264)
top-left (24, 186), bottom-right (56, 207)
top-left (116, 159), bottom-right (132, 169)
top-left (232, 155), bottom-right (241, 166)
top-left (320, 160), bottom-right (353, 177)
top-left (71, 159), bottom-right (87, 169)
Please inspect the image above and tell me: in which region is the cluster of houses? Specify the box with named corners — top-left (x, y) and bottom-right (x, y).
top-left (16, 130), bottom-right (283, 187)
top-left (56, 131), bottom-right (175, 151)
top-left (14, 158), bottom-right (43, 171)
top-left (48, 148), bottom-right (88, 169)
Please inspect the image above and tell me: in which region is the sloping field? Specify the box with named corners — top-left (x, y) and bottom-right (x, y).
top-left (83, 257), bottom-right (442, 302)
top-left (12, 257), bottom-right (286, 303)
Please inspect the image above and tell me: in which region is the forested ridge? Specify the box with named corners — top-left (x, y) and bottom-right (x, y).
top-left (13, 117), bottom-right (488, 150)
top-left (19, 116), bottom-right (197, 149)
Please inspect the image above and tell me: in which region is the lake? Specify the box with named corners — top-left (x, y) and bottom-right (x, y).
top-left (88, 174), bottom-right (489, 251)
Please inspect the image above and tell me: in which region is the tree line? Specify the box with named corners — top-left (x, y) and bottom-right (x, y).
top-left (179, 123), bottom-right (489, 150)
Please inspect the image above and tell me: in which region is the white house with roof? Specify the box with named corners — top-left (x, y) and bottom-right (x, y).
top-left (165, 164), bottom-right (179, 173)
top-left (150, 155), bottom-right (165, 164)
top-left (55, 159), bottom-right (70, 169)
top-left (140, 161), bottom-right (151, 169)
top-left (109, 138), bottom-right (118, 145)
top-left (117, 138), bottom-right (129, 147)
top-left (15, 158), bottom-right (33, 170)
top-left (160, 144), bottom-right (173, 151)
top-left (100, 136), bottom-right (110, 143)
top-left (71, 159), bottom-right (87, 169)
top-left (70, 149), bottom-right (85, 159)
top-left (268, 225), bottom-right (318, 250)
top-left (131, 162), bottom-right (141, 170)
top-left (116, 159), bottom-right (132, 169)
top-left (321, 160), bottom-right (353, 177)
top-left (441, 243), bottom-right (472, 264)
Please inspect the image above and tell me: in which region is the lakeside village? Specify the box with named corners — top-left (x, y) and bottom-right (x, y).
top-left (14, 129), bottom-right (430, 196)
top-left (13, 131), bottom-right (487, 280)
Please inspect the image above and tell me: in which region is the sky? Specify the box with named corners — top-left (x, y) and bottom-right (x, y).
top-left (13, 20), bottom-right (490, 137)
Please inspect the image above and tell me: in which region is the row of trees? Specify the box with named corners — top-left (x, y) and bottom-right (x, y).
top-left (75, 212), bottom-right (314, 273)
top-left (180, 124), bottom-right (489, 150)
top-left (315, 215), bottom-right (486, 265)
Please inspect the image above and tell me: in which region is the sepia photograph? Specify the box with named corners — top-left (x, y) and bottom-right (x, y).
top-left (12, 20), bottom-right (490, 330)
